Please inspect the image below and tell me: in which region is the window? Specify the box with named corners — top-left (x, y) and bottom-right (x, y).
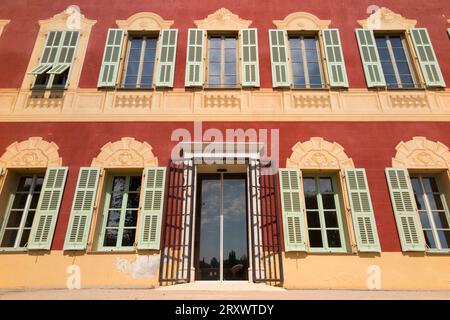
top-left (375, 35), bottom-right (417, 89)
top-left (0, 174), bottom-right (44, 249)
top-left (29, 31), bottom-right (80, 89)
top-left (207, 35), bottom-right (238, 88)
top-left (411, 175), bottom-right (450, 250)
top-left (303, 175), bottom-right (346, 252)
top-left (123, 36), bottom-right (158, 88)
top-left (100, 175), bottom-right (142, 250)
top-left (289, 35), bottom-right (324, 88)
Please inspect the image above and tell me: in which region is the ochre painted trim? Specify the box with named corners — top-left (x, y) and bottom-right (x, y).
top-left (194, 8), bottom-right (252, 30)
top-left (357, 7), bottom-right (417, 30)
top-left (0, 20), bottom-right (10, 37)
top-left (392, 137), bottom-right (450, 169)
top-left (116, 12), bottom-right (173, 30)
top-left (273, 12), bottom-right (331, 31)
top-left (0, 137), bottom-right (62, 168)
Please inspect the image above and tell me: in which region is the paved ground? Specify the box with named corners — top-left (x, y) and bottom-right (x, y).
top-left (1, 288), bottom-right (450, 300)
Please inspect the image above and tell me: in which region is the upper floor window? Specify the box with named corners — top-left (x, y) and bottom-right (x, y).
top-left (29, 31), bottom-right (80, 90)
top-left (207, 35), bottom-right (238, 88)
top-left (123, 35), bottom-right (158, 89)
top-left (411, 175), bottom-right (450, 250)
top-left (288, 35), bottom-right (324, 89)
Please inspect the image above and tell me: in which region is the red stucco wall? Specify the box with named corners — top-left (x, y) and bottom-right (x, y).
top-left (0, 121), bottom-right (449, 252)
top-left (0, 0), bottom-right (449, 89)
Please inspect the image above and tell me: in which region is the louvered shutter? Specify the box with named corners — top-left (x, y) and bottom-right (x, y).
top-left (29, 31), bottom-right (65, 75)
top-left (240, 28), bottom-right (260, 87)
top-left (385, 168), bottom-right (425, 251)
top-left (63, 168), bottom-right (100, 250)
top-left (344, 169), bottom-right (381, 252)
top-left (156, 29), bottom-right (178, 87)
top-left (47, 31), bottom-right (80, 79)
top-left (98, 29), bottom-right (125, 87)
top-left (185, 29), bottom-right (205, 87)
top-left (410, 28), bottom-right (446, 87)
top-left (355, 29), bottom-right (386, 87)
top-left (279, 169), bottom-right (307, 251)
top-left (138, 167), bottom-right (166, 250)
top-left (322, 29), bottom-right (349, 88)
top-left (269, 29), bottom-right (290, 87)
top-left (28, 167), bottom-right (68, 250)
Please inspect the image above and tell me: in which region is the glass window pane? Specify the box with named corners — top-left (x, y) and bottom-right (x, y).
top-left (17, 177), bottom-right (33, 192)
top-left (29, 194), bottom-right (39, 210)
top-left (423, 177), bottom-right (439, 193)
top-left (106, 210), bottom-right (121, 227)
top-left (419, 211), bottom-right (431, 229)
top-left (303, 178), bottom-right (316, 193)
top-left (6, 211), bottom-right (23, 228)
top-left (224, 76), bottom-right (237, 86)
top-left (25, 211), bottom-right (35, 228)
top-left (438, 231), bottom-right (450, 249)
top-left (224, 63), bottom-right (236, 75)
top-left (103, 229), bottom-right (118, 247)
top-left (375, 37), bottom-right (388, 48)
top-left (121, 229), bottom-right (136, 247)
top-left (209, 49), bottom-right (221, 62)
top-left (109, 193), bottom-right (123, 209)
top-left (433, 211), bottom-right (449, 229)
top-left (308, 230), bottom-right (323, 248)
top-left (414, 194), bottom-right (425, 210)
top-left (411, 178), bottom-right (421, 193)
top-left (327, 230), bottom-right (342, 248)
top-left (34, 177), bottom-right (44, 192)
top-left (124, 210), bottom-right (138, 227)
top-left (144, 48), bottom-right (156, 63)
top-left (322, 194), bottom-right (336, 210)
top-left (292, 62), bottom-right (304, 78)
top-left (389, 37), bottom-right (402, 48)
top-left (319, 178), bottom-right (333, 193)
top-left (1, 229), bottom-right (18, 247)
top-left (129, 177), bottom-right (142, 192)
top-left (209, 37), bottom-right (221, 48)
top-left (19, 229), bottom-right (30, 247)
top-left (377, 47), bottom-right (390, 61)
top-left (424, 230), bottom-right (436, 249)
top-left (324, 211), bottom-right (339, 228)
top-left (307, 211), bottom-right (320, 228)
top-left (12, 194), bottom-right (28, 209)
top-left (428, 194), bottom-right (444, 211)
top-left (307, 63), bottom-right (320, 77)
top-left (112, 177), bottom-right (126, 192)
top-left (130, 38), bottom-right (143, 50)
top-left (127, 193), bottom-right (140, 209)
top-left (224, 49), bottom-right (236, 63)
top-left (305, 193), bottom-right (318, 209)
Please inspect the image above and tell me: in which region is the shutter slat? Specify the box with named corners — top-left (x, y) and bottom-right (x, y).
top-left (385, 168), bottom-right (425, 251)
top-left (98, 29), bottom-right (125, 87)
top-left (344, 168), bottom-right (381, 252)
top-left (323, 29), bottom-right (349, 88)
top-left (28, 167), bottom-right (68, 250)
top-left (279, 168), bottom-right (307, 252)
top-left (410, 28), bottom-right (445, 87)
top-left (63, 168), bottom-right (100, 250)
top-left (269, 29), bottom-right (290, 88)
top-left (138, 167), bottom-right (166, 250)
top-left (185, 29), bottom-right (205, 87)
top-left (28, 31), bottom-right (64, 75)
top-left (355, 29), bottom-right (386, 88)
top-left (240, 28), bottom-right (260, 87)
top-left (155, 29), bottom-right (178, 87)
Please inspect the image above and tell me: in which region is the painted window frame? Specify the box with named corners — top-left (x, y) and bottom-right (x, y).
top-left (205, 32), bottom-right (240, 89)
top-left (302, 173), bottom-right (347, 253)
top-left (97, 173), bottom-right (144, 252)
top-left (0, 173), bottom-right (44, 251)
top-left (287, 33), bottom-right (326, 89)
top-left (373, 32), bottom-right (420, 89)
top-left (410, 173), bottom-right (450, 252)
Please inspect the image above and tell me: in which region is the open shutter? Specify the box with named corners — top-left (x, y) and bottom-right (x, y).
top-left (28, 31), bottom-right (65, 75)
top-left (98, 28), bottom-right (125, 87)
top-left (410, 28), bottom-right (446, 87)
top-left (138, 167), bottom-right (166, 250)
top-left (355, 29), bottom-right (386, 88)
top-left (279, 169), bottom-right (307, 251)
top-left (344, 169), bottom-right (381, 252)
top-left (185, 29), bottom-right (205, 87)
top-left (28, 167), bottom-right (68, 250)
top-left (63, 168), bottom-right (100, 250)
top-left (156, 29), bottom-right (178, 87)
top-left (385, 168), bottom-right (425, 251)
top-left (47, 31), bottom-right (80, 78)
top-left (240, 28), bottom-right (260, 87)
top-left (322, 29), bottom-right (349, 88)
top-left (269, 29), bottom-right (290, 87)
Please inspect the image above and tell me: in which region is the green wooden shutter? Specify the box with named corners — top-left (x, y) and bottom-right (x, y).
top-left (28, 167), bottom-right (68, 250)
top-left (47, 31), bottom-right (80, 78)
top-left (28, 31), bottom-right (65, 75)
top-left (138, 167), bottom-right (166, 250)
top-left (240, 28), bottom-right (260, 87)
top-left (279, 169), bottom-right (307, 252)
top-left (322, 29), bottom-right (349, 88)
top-left (410, 28), bottom-right (446, 88)
top-left (269, 29), bottom-right (290, 87)
top-left (98, 28), bottom-right (125, 87)
top-left (355, 29), bottom-right (386, 88)
top-left (63, 168), bottom-right (100, 250)
top-left (385, 168), bottom-right (425, 251)
top-left (156, 29), bottom-right (178, 87)
top-left (344, 169), bottom-right (381, 252)
top-left (185, 29), bottom-right (205, 87)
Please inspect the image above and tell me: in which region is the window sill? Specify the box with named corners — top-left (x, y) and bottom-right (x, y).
top-left (425, 249), bottom-right (450, 255)
top-left (0, 248), bottom-right (28, 253)
top-left (308, 248), bottom-right (349, 254)
top-left (95, 248), bottom-right (136, 253)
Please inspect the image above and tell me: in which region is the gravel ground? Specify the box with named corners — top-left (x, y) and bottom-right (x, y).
top-left (1, 288), bottom-right (450, 300)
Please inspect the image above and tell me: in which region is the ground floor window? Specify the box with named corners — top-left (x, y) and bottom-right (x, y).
top-left (303, 174), bottom-right (346, 252)
top-left (0, 174), bottom-right (44, 249)
top-left (99, 174), bottom-right (142, 250)
top-left (411, 175), bottom-right (450, 250)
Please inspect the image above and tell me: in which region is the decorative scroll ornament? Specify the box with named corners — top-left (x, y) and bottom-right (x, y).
top-left (392, 137), bottom-right (450, 169)
top-left (194, 8), bottom-right (251, 30)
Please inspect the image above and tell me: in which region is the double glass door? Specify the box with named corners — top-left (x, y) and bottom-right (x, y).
top-left (195, 173), bottom-right (249, 281)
